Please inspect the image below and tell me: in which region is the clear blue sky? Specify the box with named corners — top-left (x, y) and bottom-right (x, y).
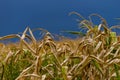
top-left (0, 0), bottom-right (120, 37)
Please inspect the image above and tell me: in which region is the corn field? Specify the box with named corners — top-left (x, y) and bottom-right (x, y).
top-left (0, 12), bottom-right (120, 80)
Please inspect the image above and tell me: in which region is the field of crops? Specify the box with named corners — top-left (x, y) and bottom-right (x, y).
top-left (0, 12), bottom-right (120, 80)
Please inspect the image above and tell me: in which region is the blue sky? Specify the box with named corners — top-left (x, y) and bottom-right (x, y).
top-left (0, 0), bottom-right (120, 37)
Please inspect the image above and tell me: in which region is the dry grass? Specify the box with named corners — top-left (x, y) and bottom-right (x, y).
top-left (0, 12), bottom-right (120, 80)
